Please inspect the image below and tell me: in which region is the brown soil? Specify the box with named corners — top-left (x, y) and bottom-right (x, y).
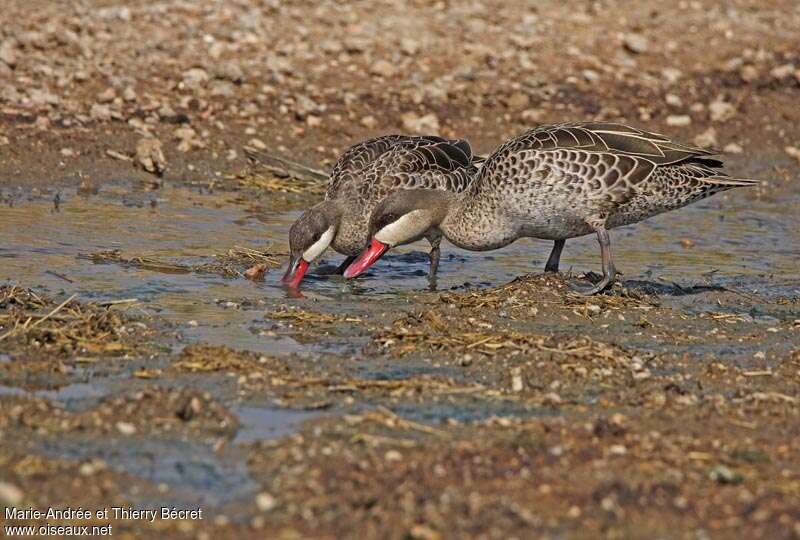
top-left (2, 1), bottom-right (800, 539)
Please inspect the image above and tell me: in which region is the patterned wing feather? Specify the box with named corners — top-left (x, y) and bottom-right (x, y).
top-left (326, 135), bottom-right (451, 199)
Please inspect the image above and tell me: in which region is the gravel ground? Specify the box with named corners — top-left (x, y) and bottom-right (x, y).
top-left (1, 0), bottom-right (800, 187)
top-left (2, 1), bottom-right (800, 539)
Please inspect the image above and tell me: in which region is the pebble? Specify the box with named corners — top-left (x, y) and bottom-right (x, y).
top-left (401, 112), bottom-right (440, 134)
top-left (661, 68), bottom-right (682, 84)
top-left (723, 142), bottom-right (743, 154)
top-left (248, 138), bottom-right (267, 151)
top-left (370, 59), bottom-right (396, 78)
top-left (122, 86), bottom-right (137, 101)
top-left (770, 64), bottom-right (795, 80)
top-left (60, 147), bottom-right (76, 157)
top-left (255, 492), bottom-right (277, 511)
top-left (664, 93), bottom-right (683, 107)
top-left (785, 146), bottom-right (800, 163)
top-left (97, 88), bottom-right (116, 103)
top-left (400, 38), bottom-right (420, 55)
top-left (116, 421), bottom-right (137, 435)
top-left (135, 137), bottom-right (167, 176)
top-left (666, 115), bottom-right (691, 127)
top-left (182, 67), bottom-right (209, 89)
top-left (708, 98), bottom-right (736, 122)
top-left (739, 65), bottom-right (758, 82)
top-left (90, 103), bottom-right (112, 121)
top-left (384, 450), bottom-right (403, 462)
top-left (511, 368), bottom-right (524, 392)
top-left (506, 92), bottom-right (530, 110)
top-left (581, 69), bottom-right (600, 82)
top-left (0, 481), bottom-right (23, 506)
top-left (0, 39), bottom-right (18, 67)
top-left (623, 33), bottom-right (649, 54)
top-left (360, 115), bottom-right (377, 128)
top-left (693, 127), bottom-right (718, 148)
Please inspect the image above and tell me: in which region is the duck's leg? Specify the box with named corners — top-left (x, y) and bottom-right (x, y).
top-left (315, 256), bottom-right (356, 276)
top-left (335, 255), bottom-right (356, 275)
top-left (544, 239), bottom-right (565, 273)
top-left (426, 233), bottom-right (442, 290)
top-left (581, 226), bottom-right (616, 295)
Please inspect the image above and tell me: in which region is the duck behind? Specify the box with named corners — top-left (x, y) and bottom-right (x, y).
top-left (283, 135), bottom-right (479, 288)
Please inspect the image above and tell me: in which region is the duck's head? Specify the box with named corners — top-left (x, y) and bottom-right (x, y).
top-left (344, 189), bottom-right (452, 279)
top-left (283, 201), bottom-right (340, 288)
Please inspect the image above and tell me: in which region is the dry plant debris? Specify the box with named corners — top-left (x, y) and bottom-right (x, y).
top-left (0, 285), bottom-right (146, 356)
top-left (268, 307), bottom-right (363, 327)
top-left (82, 246), bottom-right (283, 279)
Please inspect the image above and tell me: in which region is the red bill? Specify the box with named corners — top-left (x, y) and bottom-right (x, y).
top-left (343, 238), bottom-right (389, 279)
top-left (281, 257), bottom-right (310, 289)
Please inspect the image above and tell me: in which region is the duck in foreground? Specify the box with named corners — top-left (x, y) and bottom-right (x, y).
top-left (344, 122), bottom-right (757, 294)
top-left (282, 135), bottom-right (479, 288)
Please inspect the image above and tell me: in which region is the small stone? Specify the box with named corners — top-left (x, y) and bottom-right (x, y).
top-left (511, 369), bottom-right (524, 392)
top-left (661, 67), bottom-right (683, 84)
top-left (361, 115), bottom-right (377, 128)
top-left (177, 396), bottom-right (202, 421)
top-left (214, 63), bottom-right (244, 83)
top-left (97, 88), bottom-right (116, 103)
top-left (785, 146), bottom-right (800, 163)
top-left (244, 264), bottom-right (268, 280)
top-left (693, 127), bottom-right (718, 148)
top-left (581, 69), bottom-right (600, 82)
top-left (709, 465), bottom-right (743, 485)
top-left (506, 92), bottom-right (530, 110)
top-left (122, 86), bottom-right (137, 101)
top-left (567, 506), bottom-right (582, 518)
top-left (409, 524), bottom-right (440, 540)
top-left (739, 65), bottom-right (758, 82)
top-left (680, 238), bottom-right (696, 248)
top-left (401, 112), bottom-right (440, 134)
top-left (400, 38), bottom-right (420, 55)
top-left (255, 492), bottom-right (276, 511)
top-left (724, 142), bottom-right (743, 154)
top-left (0, 135), bottom-right (9, 146)
top-left (248, 138), bottom-right (267, 151)
top-left (135, 137), bottom-right (167, 176)
top-left (90, 103), bottom-right (112, 121)
top-left (384, 450), bottom-right (403, 462)
top-left (370, 60), bottom-right (396, 78)
top-left (293, 95), bottom-right (320, 120)
top-left (623, 33), bottom-right (649, 54)
top-left (666, 114), bottom-right (691, 127)
top-left (116, 421), bottom-right (136, 435)
top-left (770, 64), bottom-right (795, 80)
top-left (0, 39), bottom-right (17, 67)
top-left (609, 444), bottom-right (627, 455)
top-left (106, 149), bottom-right (132, 161)
top-left (0, 481), bottom-right (23, 506)
top-left (708, 98), bottom-right (736, 122)
top-left (182, 67), bottom-right (209, 89)
top-left (521, 108), bottom-right (544, 122)
top-left (60, 148), bottom-right (75, 157)
top-left (664, 93), bottom-right (683, 107)
top-left (543, 392), bottom-right (562, 405)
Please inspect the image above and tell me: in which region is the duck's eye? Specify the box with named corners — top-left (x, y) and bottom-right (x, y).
top-left (377, 213), bottom-right (398, 230)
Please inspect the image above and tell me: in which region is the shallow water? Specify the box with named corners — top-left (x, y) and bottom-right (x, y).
top-left (2, 179), bottom-right (797, 314)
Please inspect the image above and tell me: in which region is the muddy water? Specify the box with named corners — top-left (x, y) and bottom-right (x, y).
top-left (2, 179), bottom-right (796, 307)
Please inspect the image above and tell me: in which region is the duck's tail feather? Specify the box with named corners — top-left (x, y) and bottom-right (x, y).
top-left (701, 176), bottom-right (760, 187)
